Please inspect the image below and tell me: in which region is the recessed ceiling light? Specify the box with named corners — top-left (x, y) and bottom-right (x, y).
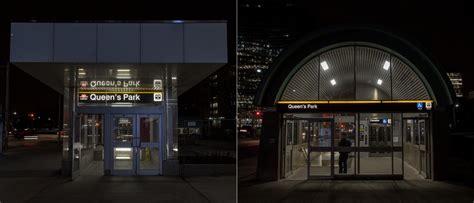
top-left (117, 69), bottom-right (130, 72)
top-left (330, 79), bottom-right (336, 86)
top-left (256, 69), bottom-right (262, 73)
top-left (383, 61), bottom-right (390, 70)
top-left (321, 61), bottom-right (329, 71)
top-left (377, 79), bottom-right (383, 85)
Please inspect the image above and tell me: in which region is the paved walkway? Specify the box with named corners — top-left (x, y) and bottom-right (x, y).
top-left (0, 175), bottom-right (235, 203)
top-left (239, 179), bottom-right (474, 202)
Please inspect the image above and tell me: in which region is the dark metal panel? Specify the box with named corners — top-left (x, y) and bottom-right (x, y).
top-left (184, 23), bottom-right (227, 63)
top-left (53, 23), bottom-right (97, 62)
top-left (141, 23), bottom-right (184, 63)
top-left (97, 23), bottom-right (140, 63)
top-left (10, 23), bottom-right (54, 62)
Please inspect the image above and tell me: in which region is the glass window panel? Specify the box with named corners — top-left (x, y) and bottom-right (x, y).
top-left (139, 147), bottom-right (160, 170)
top-left (393, 151), bottom-right (403, 175)
top-left (140, 117), bottom-right (160, 143)
top-left (113, 117), bottom-right (133, 142)
top-left (358, 113), bottom-right (392, 175)
top-left (309, 152), bottom-right (331, 176)
top-left (114, 147), bottom-right (133, 170)
top-left (334, 113), bottom-right (356, 175)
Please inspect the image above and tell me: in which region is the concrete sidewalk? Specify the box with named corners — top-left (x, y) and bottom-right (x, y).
top-left (0, 175), bottom-right (235, 203)
top-left (239, 179), bottom-right (474, 202)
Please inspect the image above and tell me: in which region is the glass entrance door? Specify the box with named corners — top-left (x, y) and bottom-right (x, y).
top-left (403, 117), bottom-right (429, 178)
top-left (307, 119), bottom-right (334, 179)
top-left (111, 114), bottom-right (161, 175)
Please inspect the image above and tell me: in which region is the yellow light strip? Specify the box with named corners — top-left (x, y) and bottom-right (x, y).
top-left (382, 100), bottom-right (433, 103)
top-left (277, 100), bottom-right (434, 104)
top-left (329, 100), bottom-right (381, 104)
top-left (277, 101), bottom-right (329, 104)
top-left (79, 92), bottom-right (161, 94)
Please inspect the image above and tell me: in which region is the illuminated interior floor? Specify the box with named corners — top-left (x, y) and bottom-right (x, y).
top-left (286, 156), bottom-right (424, 180)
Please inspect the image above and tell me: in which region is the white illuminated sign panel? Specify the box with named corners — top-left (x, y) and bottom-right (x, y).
top-left (78, 79), bottom-right (163, 105)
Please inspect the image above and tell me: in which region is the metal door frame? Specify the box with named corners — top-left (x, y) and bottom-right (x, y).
top-left (306, 118), bottom-right (335, 180)
top-left (109, 114), bottom-right (163, 176)
top-left (402, 117), bottom-right (430, 178)
top-left (135, 114), bottom-right (162, 175)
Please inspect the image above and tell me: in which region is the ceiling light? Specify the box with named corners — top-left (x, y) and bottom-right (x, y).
top-left (377, 79), bottom-right (383, 85)
top-left (321, 61), bottom-right (329, 71)
top-left (117, 69), bottom-right (130, 72)
top-left (383, 61), bottom-right (390, 70)
top-left (256, 69), bottom-right (262, 73)
top-left (330, 79), bottom-right (336, 86)
top-left (172, 76), bottom-right (177, 80)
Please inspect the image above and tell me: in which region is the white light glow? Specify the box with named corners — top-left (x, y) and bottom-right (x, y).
top-left (383, 61), bottom-right (390, 70)
top-left (115, 156), bottom-right (131, 160)
top-left (111, 102), bottom-right (133, 107)
top-left (116, 76), bottom-right (131, 79)
top-left (172, 76), bottom-right (177, 80)
top-left (377, 79), bottom-right (383, 85)
top-left (78, 72), bottom-right (86, 75)
top-left (256, 69), bottom-right (262, 73)
top-left (117, 69), bottom-right (130, 72)
top-left (330, 79), bottom-right (336, 86)
top-left (115, 148), bottom-right (132, 152)
top-left (24, 136), bottom-right (38, 140)
top-left (321, 61), bottom-right (329, 71)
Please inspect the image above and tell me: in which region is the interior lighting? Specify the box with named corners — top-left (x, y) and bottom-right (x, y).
top-left (321, 61), bottom-right (329, 71)
top-left (383, 61), bottom-right (390, 70)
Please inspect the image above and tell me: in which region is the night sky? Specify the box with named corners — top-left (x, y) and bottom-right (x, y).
top-left (0, 1), bottom-right (236, 113)
top-left (240, 0), bottom-right (474, 95)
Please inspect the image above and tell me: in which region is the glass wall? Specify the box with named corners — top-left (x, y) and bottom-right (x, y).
top-left (358, 113), bottom-right (392, 175)
top-left (79, 114), bottom-right (103, 174)
top-left (63, 64), bottom-right (178, 176)
top-left (283, 112), bottom-right (427, 178)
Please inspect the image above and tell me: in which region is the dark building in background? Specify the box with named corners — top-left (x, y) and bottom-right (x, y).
top-left (238, 1), bottom-right (297, 134)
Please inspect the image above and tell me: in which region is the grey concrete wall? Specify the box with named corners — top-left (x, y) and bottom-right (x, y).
top-left (10, 22), bottom-right (227, 64)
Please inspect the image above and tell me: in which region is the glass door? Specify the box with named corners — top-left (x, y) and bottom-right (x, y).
top-left (112, 115), bottom-right (135, 175)
top-left (137, 115), bottom-right (161, 175)
top-left (283, 120), bottom-right (294, 177)
top-left (111, 114), bottom-right (162, 175)
top-left (307, 119), bottom-right (334, 179)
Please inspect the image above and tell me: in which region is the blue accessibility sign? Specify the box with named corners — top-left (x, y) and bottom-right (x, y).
top-left (417, 102), bottom-right (424, 110)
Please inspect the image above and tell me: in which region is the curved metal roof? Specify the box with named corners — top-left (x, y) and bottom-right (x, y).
top-left (280, 45), bottom-right (431, 101)
top-left (254, 27), bottom-right (455, 107)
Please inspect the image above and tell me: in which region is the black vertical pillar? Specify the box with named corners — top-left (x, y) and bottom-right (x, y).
top-left (256, 109), bottom-right (280, 181)
top-left (431, 107), bottom-right (451, 181)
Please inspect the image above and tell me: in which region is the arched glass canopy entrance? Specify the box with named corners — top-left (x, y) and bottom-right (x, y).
top-left (277, 44), bottom-right (433, 180)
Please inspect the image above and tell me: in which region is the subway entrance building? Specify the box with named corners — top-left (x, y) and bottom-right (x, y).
top-left (255, 27), bottom-right (456, 181)
top-left (7, 21), bottom-right (227, 177)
